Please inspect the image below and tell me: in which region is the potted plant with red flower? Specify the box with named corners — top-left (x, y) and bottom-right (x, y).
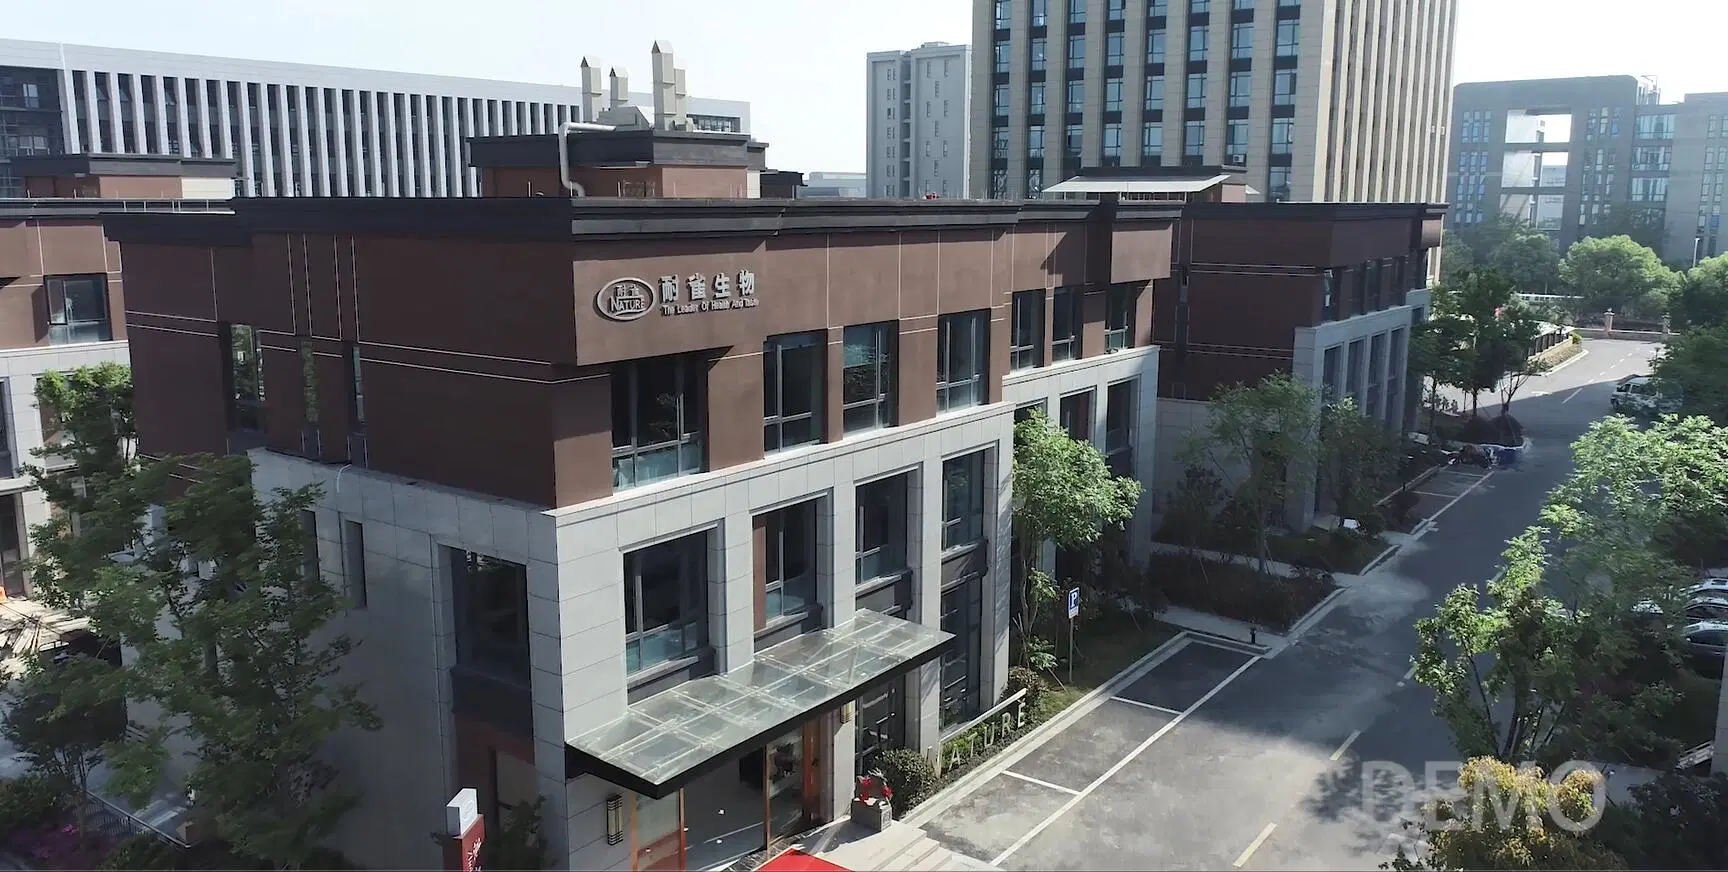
top-left (849, 771), bottom-right (894, 831)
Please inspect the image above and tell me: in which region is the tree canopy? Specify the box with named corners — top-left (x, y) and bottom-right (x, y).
top-left (1559, 234), bottom-right (1678, 318)
top-left (1425, 268), bottom-right (1548, 421)
top-left (1674, 253), bottom-right (1728, 329)
top-left (1386, 757), bottom-right (1623, 871)
top-left (1652, 324), bottom-right (1728, 425)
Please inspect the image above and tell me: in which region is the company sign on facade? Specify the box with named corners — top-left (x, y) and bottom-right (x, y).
top-left (596, 269), bottom-right (760, 322)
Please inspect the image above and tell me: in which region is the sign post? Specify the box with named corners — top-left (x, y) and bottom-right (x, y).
top-left (1066, 587), bottom-right (1081, 686)
top-left (443, 788), bottom-right (485, 872)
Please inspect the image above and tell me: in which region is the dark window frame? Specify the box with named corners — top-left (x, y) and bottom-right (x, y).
top-left (1051, 287), bottom-right (1082, 361)
top-left (857, 474), bottom-right (910, 583)
top-left (223, 323), bottom-right (266, 433)
top-left (763, 501), bottom-right (818, 624)
top-left (453, 550), bottom-right (531, 685)
top-left (44, 275), bottom-right (113, 345)
top-left (1010, 290), bottom-right (1046, 370)
top-left (623, 532), bottom-right (711, 676)
top-left (941, 451), bottom-right (987, 550)
top-left (763, 332), bottom-right (826, 453)
top-left (1106, 285), bottom-right (1138, 350)
top-left (843, 323), bottom-right (898, 433)
top-left (611, 355), bottom-right (706, 489)
top-left (937, 311), bottom-right (989, 412)
top-left (1104, 379), bottom-right (1137, 477)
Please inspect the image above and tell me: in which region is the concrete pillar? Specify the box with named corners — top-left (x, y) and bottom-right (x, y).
top-left (104, 72), bottom-right (125, 152)
top-left (174, 76), bottom-right (191, 156)
top-left (80, 70), bottom-right (100, 153)
top-left (59, 66), bottom-right (81, 153)
top-left (909, 458), bottom-right (942, 758)
top-left (151, 75), bottom-right (170, 155)
top-left (128, 73), bottom-right (147, 151)
top-left (237, 83), bottom-right (256, 195)
top-left (714, 512), bottom-right (755, 673)
top-left (334, 89), bottom-right (352, 196)
top-left (257, 84), bottom-right (277, 196)
top-left (367, 92), bottom-right (386, 196)
top-left (382, 93), bottom-right (401, 197)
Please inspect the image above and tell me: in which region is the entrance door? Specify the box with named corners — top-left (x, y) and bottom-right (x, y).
top-left (633, 792), bottom-right (684, 872)
top-left (764, 720), bottom-right (828, 844)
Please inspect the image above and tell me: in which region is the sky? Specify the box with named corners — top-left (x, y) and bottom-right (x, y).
top-left (7, 0), bottom-right (1728, 172)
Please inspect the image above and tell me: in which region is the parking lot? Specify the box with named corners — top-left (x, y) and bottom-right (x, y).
top-left (1399, 465), bottom-right (1493, 532)
top-left (914, 636), bottom-right (1262, 870)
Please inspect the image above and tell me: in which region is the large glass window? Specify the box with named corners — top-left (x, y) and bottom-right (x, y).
top-left (843, 323), bottom-right (897, 433)
top-left (1231, 23), bottom-right (1254, 59)
top-left (1272, 117), bottom-right (1294, 155)
top-left (1148, 30), bottom-right (1167, 65)
top-left (1106, 285), bottom-right (1137, 350)
top-left (1105, 78), bottom-right (1124, 112)
top-left (857, 474), bottom-right (909, 583)
top-left (1066, 80), bottom-right (1084, 114)
top-left (856, 681), bottom-right (904, 775)
top-left (942, 451), bottom-right (987, 549)
top-left (1107, 33), bottom-right (1125, 66)
top-left (1145, 75), bottom-right (1165, 112)
top-left (1104, 380), bottom-right (1137, 477)
top-left (1031, 38), bottom-right (1048, 72)
top-left (1143, 123), bottom-right (1164, 159)
top-left (1010, 290), bottom-right (1046, 370)
top-left (1029, 83), bottom-right (1046, 115)
top-left (624, 532), bottom-right (709, 675)
top-left (1188, 26), bottom-right (1209, 62)
top-left (763, 332), bottom-right (825, 452)
top-left (1185, 120), bottom-right (1205, 157)
top-left (225, 323), bottom-right (265, 432)
top-left (1068, 35), bottom-right (1086, 67)
top-left (1069, 0), bottom-right (1086, 23)
top-left (937, 311), bottom-right (988, 412)
top-left (1186, 73), bottom-right (1206, 109)
top-left (762, 502), bottom-right (816, 624)
top-left (45, 276), bottom-right (113, 345)
top-left (612, 356), bottom-right (705, 489)
top-left (1273, 70), bottom-right (1296, 106)
top-left (1103, 122), bottom-right (1123, 161)
top-left (1229, 71), bottom-right (1251, 108)
top-left (1051, 287), bottom-right (1082, 361)
top-left (1275, 20), bottom-right (1299, 56)
top-left (1059, 390), bottom-right (1093, 441)
top-left (1269, 165), bottom-right (1291, 201)
top-left (940, 577), bottom-right (983, 726)
top-left (1226, 118), bottom-right (1248, 165)
top-left (453, 551), bottom-right (530, 684)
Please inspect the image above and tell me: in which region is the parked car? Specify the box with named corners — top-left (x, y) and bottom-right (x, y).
top-left (1687, 577), bottom-right (1728, 598)
top-left (1681, 620), bottom-right (1728, 676)
top-left (1611, 376), bottom-right (1681, 416)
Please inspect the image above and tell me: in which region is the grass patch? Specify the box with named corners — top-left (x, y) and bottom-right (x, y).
top-left (1147, 552), bottom-right (1337, 632)
top-left (1268, 528), bottom-right (1390, 574)
top-left (1044, 612), bottom-right (1181, 711)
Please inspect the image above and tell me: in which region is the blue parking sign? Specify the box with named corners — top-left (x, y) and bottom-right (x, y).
top-left (1067, 587), bottom-right (1081, 619)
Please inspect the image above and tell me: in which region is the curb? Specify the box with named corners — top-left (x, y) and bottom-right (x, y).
top-left (900, 629), bottom-right (1199, 828)
top-left (1542, 345), bottom-right (1591, 376)
top-left (1283, 585), bottom-right (1348, 642)
top-left (1358, 542), bottom-right (1401, 576)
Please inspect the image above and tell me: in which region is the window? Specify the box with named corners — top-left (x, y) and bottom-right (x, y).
top-left (994, 43), bottom-right (1010, 73)
top-left (453, 551), bottom-right (530, 683)
top-left (937, 312), bottom-right (988, 411)
top-left (1031, 38), bottom-right (1048, 72)
top-left (1188, 26), bottom-right (1208, 62)
top-left (1226, 118), bottom-right (1247, 164)
top-left (1103, 122), bottom-right (1123, 161)
top-left (1275, 20), bottom-right (1298, 56)
top-left (1067, 80), bottom-right (1084, 113)
top-left (761, 502), bottom-right (816, 624)
top-left (0, 382), bottom-right (11, 478)
top-left (1108, 0), bottom-right (1127, 19)
top-left (1149, 0), bottom-right (1168, 14)
top-left (1322, 344), bottom-right (1341, 398)
top-left (1184, 120), bottom-right (1205, 157)
top-left (299, 341), bottom-right (319, 456)
top-left (843, 323), bottom-right (897, 433)
top-left (1060, 390), bottom-right (1093, 441)
top-left (1271, 117), bottom-right (1294, 155)
top-left (995, 0), bottom-right (1012, 26)
top-left (1233, 0), bottom-right (1253, 7)
top-left (942, 451), bottom-right (987, 549)
top-left (1107, 33), bottom-right (1125, 66)
top-left (939, 576), bottom-right (983, 726)
top-left (1068, 35), bottom-right (1086, 68)
top-left (611, 356), bottom-right (705, 489)
top-left (1278, 0), bottom-right (1300, 5)
top-left (298, 510), bottom-right (320, 582)
top-left (1030, 83), bottom-right (1046, 114)
top-left (226, 323), bottom-right (265, 432)
top-left (1065, 123), bottom-right (1083, 158)
top-left (1069, 0), bottom-right (1086, 23)
top-left (343, 519), bottom-right (367, 608)
top-left (1106, 285), bottom-right (1137, 350)
top-left (1345, 339), bottom-right (1364, 401)
top-left (1051, 287), bottom-right (1082, 360)
top-left (1033, 0), bottom-right (1049, 25)
top-left (1322, 267), bottom-right (1338, 320)
top-left (1273, 70), bottom-right (1296, 105)
top-left (1010, 291), bottom-right (1046, 370)
top-left (624, 533), bottom-right (709, 675)
top-left (1145, 75), bottom-right (1165, 111)
top-left (993, 84), bottom-right (1009, 115)
top-left (1143, 123), bottom-right (1163, 158)
top-left (1029, 124), bottom-right (1045, 157)
top-left (1189, 0), bottom-right (1209, 11)
top-left (856, 682), bottom-right (904, 775)
top-left (1229, 71), bottom-right (1250, 108)
top-left (45, 276), bottom-right (112, 345)
top-left (1231, 23), bottom-right (1254, 58)
top-left (992, 127), bottom-right (1010, 160)
top-left (857, 474), bottom-right (909, 582)
top-left (1269, 165), bottom-right (1291, 201)
top-left (1105, 78), bottom-right (1124, 112)
top-left (1104, 380), bottom-right (1137, 477)
top-left (763, 332), bottom-right (824, 452)
top-left (1186, 73), bottom-right (1206, 109)
top-left (1148, 30), bottom-right (1166, 64)
top-left (346, 344), bottom-right (365, 432)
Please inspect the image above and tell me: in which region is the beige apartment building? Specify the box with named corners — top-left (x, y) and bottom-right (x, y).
top-left (969, 0), bottom-right (1457, 202)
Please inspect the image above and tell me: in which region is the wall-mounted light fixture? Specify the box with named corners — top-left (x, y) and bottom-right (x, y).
top-left (605, 794), bottom-right (624, 846)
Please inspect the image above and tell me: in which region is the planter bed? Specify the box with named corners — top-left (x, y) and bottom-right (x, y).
top-left (1146, 552), bottom-right (1336, 633)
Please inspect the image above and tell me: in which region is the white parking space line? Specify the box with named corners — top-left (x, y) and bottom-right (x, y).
top-left (1411, 490), bottom-right (1456, 498)
top-left (1233, 823), bottom-right (1278, 868)
top-left (1561, 386), bottom-right (1584, 404)
top-left (1000, 769), bottom-right (1082, 796)
top-left (1110, 696), bottom-right (1185, 716)
top-left (991, 656), bottom-right (1262, 866)
top-left (1403, 664), bottom-right (1417, 681)
top-left (1329, 730), bottom-right (1362, 762)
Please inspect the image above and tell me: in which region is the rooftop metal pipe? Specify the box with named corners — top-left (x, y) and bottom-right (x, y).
top-left (558, 121), bottom-right (618, 197)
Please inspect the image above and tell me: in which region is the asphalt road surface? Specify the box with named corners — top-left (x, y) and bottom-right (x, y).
top-left (907, 340), bottom-right (1660, 871)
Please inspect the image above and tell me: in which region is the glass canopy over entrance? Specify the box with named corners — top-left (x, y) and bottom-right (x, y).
top-left (565, 609), bottom-right (951, 798)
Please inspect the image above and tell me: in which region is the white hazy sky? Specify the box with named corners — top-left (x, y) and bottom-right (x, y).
top-left (7, 0), bottom-right (1727, 172)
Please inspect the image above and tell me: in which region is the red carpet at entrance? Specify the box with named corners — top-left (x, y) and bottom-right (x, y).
top-left (758, 848), bottom-right (851, 872)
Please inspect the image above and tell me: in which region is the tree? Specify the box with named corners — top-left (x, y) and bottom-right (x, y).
top-left (1438, 267), bottom-right (1543, 421)
top-left (1316, 397), bottom-right (1398, 526)
top-left (1559, 234), bottom-right (1679, 319)
top-left (1011, 410), bottom-right (1142, 669)
top-left (1489, 231), bottom-right (1561, 295)
top-left (1582, 202), bottom-right (1667, 253)
top-left (1595, 772), bottom-right (1728, 870)
top-left (1181, 372), bottom-right (1319, 575)
top-left (1, 653), bottom-right (126, 849)
top-left (1439, 230), bottom-right (1477, 287)
top-left (1652, 325), bottom-right (1728, 424)
top-left (1384, 757), bottom-right (1624, 871)
top-left (1674, 253), bottom-right (1728, 329)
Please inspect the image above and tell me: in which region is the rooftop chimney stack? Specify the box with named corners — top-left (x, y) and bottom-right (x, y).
top-left (651, 41), bottom-right (677, 130)
top-left (579, 57), bottom-right (603, 122)
top-left (609, 67), bottom-right (629, 110)
top-left (673, 67), bottom-right (689, 130)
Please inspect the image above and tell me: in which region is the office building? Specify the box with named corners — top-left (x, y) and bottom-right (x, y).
top-left (0, 38), bottom-right (750, 198)
top-left (800, 171), bottom-right (868, 198)
top-left (969, 0), bottom-right (1456, 203)
top-left (866, 43), bottom-right (972, 198)
top-left (1660, 92), bottom-right (1728, 263)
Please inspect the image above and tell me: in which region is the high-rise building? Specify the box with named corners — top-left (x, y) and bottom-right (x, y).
top-left (865, 42), bottom-right (972, 198)
top-left (1447, 76), bottom-right (1727, 263)
top-left (969, 0), bottom-right (1456, 202)
top-left (0, 38), bottom-right (750, 199)
top-left (800, 171), bottom-right (868, 197)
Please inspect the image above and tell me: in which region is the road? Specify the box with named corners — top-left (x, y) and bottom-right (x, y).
top-left (903, 340), bottom-right (1659, 871)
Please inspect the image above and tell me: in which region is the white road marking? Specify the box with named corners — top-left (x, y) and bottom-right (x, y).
top-left (991, 656), bottom-right (1261, 866)
top-left (1110, 696), bottom-right (1185, 716)
top-left (1411, 490), bottom-right (1458, 498)
top-left (1561, 386), bottom-right (1585, 404)
top-left (1329, 730), bottom-right (1362, 762)
top-left (1000, 769), bottom-right (1082, 796)
top-left (1403, 664), bottom-right (1417, 681)
top-left (1233, 823), bottom-right (1278, 868)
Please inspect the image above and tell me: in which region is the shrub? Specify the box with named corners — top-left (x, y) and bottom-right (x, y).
top-left (875, 748), bottom-right (936, 814)
top-left (1572, 332), bottom-right (1583, 346)
top-left (98, 833), bottom-right (180, 870)
top-left (1003, 666), bottom-right (1048, 710)
top-left (482, 796), bottom-right (549, 871)
top-left (0, 774), bottom-right (63, 834)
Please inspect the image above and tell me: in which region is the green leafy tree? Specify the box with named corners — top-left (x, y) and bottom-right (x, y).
top-left (1559, 234), bottom-right (1678, 318)
top-left (1011, 410), bottom-right (1142, 670)
top-left (1437, 268), bottom-right (1543, 419)
top-left (1316, 397), bottom-right (1399, 526)
top-left (1674, 253), bottom-right (1728, 329)
top-left (1582, 202), bottom-right (1667, 253)
top-left (483, 796), bottom-right (552, 870)
top-left (1384, 757), bottom-right (1624, 871)
top-left (1489, 230), bottom-right (1562, 295)
top-left (1653, 324), bottom-right (1728, 424)
top-left (1595, 772), bottom-right (1728, 869)
top-left (1181, 373), bottom-right (1319, 575)
top-left (1439, 230), bottom-right (1477, 286)
top-left (1, 652), bottom-right (127, 848)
